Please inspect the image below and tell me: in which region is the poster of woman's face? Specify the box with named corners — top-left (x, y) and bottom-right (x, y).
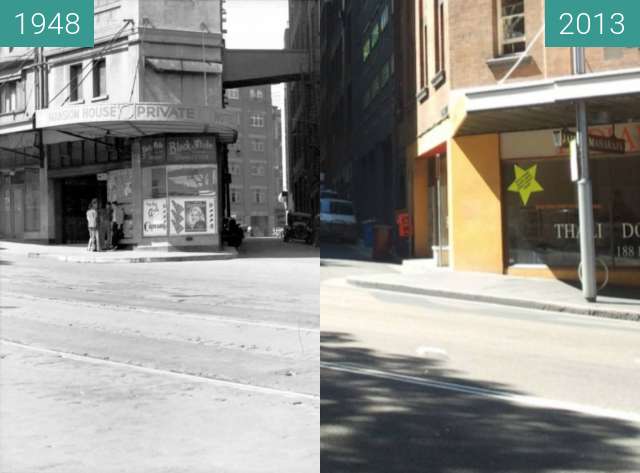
top-left (185, 201), bottom-right (207, 232)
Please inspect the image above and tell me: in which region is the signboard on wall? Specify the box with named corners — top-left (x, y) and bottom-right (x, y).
top-left (169, 196), bottom-right (217, 236)
top-left (501, 122), bottom-right (640, 160)
top-left (167, 136), bottom-right (216, 164)
top-left (141, 137), bottom-right (166, 166)
top-left (143, 198), bottom-right (168, 237)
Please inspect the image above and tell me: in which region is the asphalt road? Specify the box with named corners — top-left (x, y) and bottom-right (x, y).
top-left (321, 244), bottom-right (640, 473)
top-left (0, 238), bottom-right (319, 473)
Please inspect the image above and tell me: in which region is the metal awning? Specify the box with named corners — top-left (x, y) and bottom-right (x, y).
top-left (146, 58), bottom-right (223, 75)
top-left (34, 103), bottom-right (238, 144)
top-left (455, 68), bottom-right (640, 136)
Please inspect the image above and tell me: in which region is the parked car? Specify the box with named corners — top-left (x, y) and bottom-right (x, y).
top-left (282, 212), bottom-right (314, 244)
top-left (319, 197), bottom-right (357, 243)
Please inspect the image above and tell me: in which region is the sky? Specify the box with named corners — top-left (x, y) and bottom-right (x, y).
top-left (223, 0), bottom-right (289, 177)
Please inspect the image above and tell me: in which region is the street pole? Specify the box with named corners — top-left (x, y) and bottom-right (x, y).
top-left (572, 47), bottom-right (597, 302)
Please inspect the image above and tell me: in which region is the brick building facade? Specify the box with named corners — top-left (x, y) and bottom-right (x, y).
top-left (408, 0), bottom-right (640, 286)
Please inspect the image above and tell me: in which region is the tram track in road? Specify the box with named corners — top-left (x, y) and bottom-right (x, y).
top-left (2, 340), bottom-right (319, 402)
top-left (1, 290), bottom-right (320, 333)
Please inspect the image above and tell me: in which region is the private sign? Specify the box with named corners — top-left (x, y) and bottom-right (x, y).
top-left (36, 103), bottom-right (215, 128)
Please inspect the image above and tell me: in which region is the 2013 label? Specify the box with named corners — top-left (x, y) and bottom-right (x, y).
top-left (559, 12), bottom-right (625, 36)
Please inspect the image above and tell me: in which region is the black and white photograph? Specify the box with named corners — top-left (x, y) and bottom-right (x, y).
top-left (0, 0), bottom-right (319, 472)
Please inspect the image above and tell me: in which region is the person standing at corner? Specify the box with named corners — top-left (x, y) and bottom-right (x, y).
top-left (111, 201), bottom-right (124, 250)
top-left (86, 199), bottom-right (99, 252)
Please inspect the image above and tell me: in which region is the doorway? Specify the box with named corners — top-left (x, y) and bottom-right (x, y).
top-left (60, 176), bottom-right (107, 243)
top-left (427, 153), bottom-right (449, 266)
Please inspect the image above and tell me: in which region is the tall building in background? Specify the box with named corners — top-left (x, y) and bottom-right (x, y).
top-left (319, 0), bottom-right (412, 255)
top-left (285, 0), bottom-right (320, 216)
top-left (225, 86), bottom-right (284, 236)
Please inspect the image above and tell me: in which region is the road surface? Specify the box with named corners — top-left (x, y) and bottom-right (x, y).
top-left (1, 238), bottom-right (319, 473)
top-left (321, 245), bottom-right (640, 473)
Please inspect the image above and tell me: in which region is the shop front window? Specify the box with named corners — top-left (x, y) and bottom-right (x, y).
top-left (167, 166), bottom-right (216, 197)
top-left (504, 154), bottom-right (640, 268)
top-left (24, 168), bottom-right (39, 232)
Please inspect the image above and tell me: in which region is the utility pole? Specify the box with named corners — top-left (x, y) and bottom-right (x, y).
top-left (572, 47), bottom-right (597, 302)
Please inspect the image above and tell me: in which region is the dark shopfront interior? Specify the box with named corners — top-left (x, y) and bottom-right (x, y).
top-left (58, 176), bottom-right (107, 244)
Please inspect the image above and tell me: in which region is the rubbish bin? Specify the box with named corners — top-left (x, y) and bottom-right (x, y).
top-left (361, 220), bottom-right (376, 248)
top-left (372, 224), bottom-right (392, 260)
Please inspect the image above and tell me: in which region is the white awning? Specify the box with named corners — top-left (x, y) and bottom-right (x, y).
top-left (455, 68), bottom-right (640, 136)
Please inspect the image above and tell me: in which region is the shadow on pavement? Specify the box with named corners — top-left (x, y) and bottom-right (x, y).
top-left (560, 280), bottom-right (640, 305)
top-left (236, 237), bottom-right (319, 259)
top-left (321, 331), bottom-right (640, 473)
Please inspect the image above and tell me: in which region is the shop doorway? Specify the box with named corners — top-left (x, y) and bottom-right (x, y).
top-left (60, 176), bottom-right (107, 244)
top-left (427, 154), bottom-right (449, 266)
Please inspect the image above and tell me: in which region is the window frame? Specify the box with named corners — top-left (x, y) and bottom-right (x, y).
top-left (498, 0), bottom-right (526, 56)
top-left (69, 63), bottom-right (83, 103)
top-left (92, 58), bottom-right (107, 99)
top-left (0, 80), bottom-right (18, 114)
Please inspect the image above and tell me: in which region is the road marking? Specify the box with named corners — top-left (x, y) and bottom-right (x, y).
top-left (2, 340), bottom-right (319, 402)
top-left (1, 292), bottom-right (319, 333)
top-left (321, 362), bottom-right (640, 424)
top-left (415, 346), bottom-right (448, 358)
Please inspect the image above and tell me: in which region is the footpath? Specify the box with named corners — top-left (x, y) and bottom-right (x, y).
top-left (0, 241), bottom-right (237, 264)
top-left (347, 261), bottom-right (640, 322)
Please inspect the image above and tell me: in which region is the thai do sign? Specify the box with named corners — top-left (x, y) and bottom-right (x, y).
top-left (545, 0), bottom-right (640, 47)
top-left (0, 0), bottom-right (93, 47)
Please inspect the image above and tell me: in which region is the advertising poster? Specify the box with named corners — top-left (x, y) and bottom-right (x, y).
top-left (143, 198), bottom-right (168, 237)
top-left (169, 195), bottom-right (216, 235)
top-left (107, 169), bottom-right (133, 203)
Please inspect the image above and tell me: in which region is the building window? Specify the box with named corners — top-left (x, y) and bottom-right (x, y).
top-left (380, 5), bottom-right (390, 31)
top-left (499, 0), bottom-right (525, 55)
top-left (0, 81), bottom-right (17, 113)
top-left (418, 0), bottom-right (428, 90)
top-left (251, 164), bottom-right (266, 176)
top-left (250, 114), bottom-right (265, 128)
top-left (503, 153), bottom-right (640, 268)
top-left (93, 58), bottom-right (106, 98)
top-left (251, 139), bottom-right (265, 152)
top-left (434, 0), bottom-right (446, 74)
top-left (250, 89), bottom-right (264, 101)
top-left (381, 61), bottom-right (392, 87)
top-left (231, 188), bottom-right (242, 204)
top-left (362, 37), bottom-right (371, 62)
top-left (70, 63), bottom-right (83, 102)
top-left (230, 163), bottom-right (241, 176)
top-left (226, 88), bottom-right (240, 99)
top-left (370, 23), bottom-right (380, 49)
top-left (252, 188), bottom-right (266, 204)
top-left (24, 168), bottom-right (40, 232)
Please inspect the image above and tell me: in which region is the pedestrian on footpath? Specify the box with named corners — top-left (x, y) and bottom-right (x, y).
top-left (86, 199), bottom-right (99, 252)
top-left (111, 201), bottom-right (124, 250)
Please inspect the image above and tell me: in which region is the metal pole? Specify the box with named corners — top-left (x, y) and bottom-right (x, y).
top-left (572, 47), bottom-right (597, 302)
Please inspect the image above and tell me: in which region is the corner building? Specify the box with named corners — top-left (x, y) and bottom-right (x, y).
top-left (408, 0), bottom-right (640, 287)
top-left (0, 0), bottom-right (237, 250)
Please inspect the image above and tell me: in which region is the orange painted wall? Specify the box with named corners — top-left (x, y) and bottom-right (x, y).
top-left (449, 134), bottom-right (503, 273)
top-left (412, 157), bottom-right (430, 257)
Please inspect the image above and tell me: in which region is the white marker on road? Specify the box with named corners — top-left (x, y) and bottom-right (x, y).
top-left (416, 346), bottom-right (449, 359)
top-left (321, 362), bottom-right (640, 424)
